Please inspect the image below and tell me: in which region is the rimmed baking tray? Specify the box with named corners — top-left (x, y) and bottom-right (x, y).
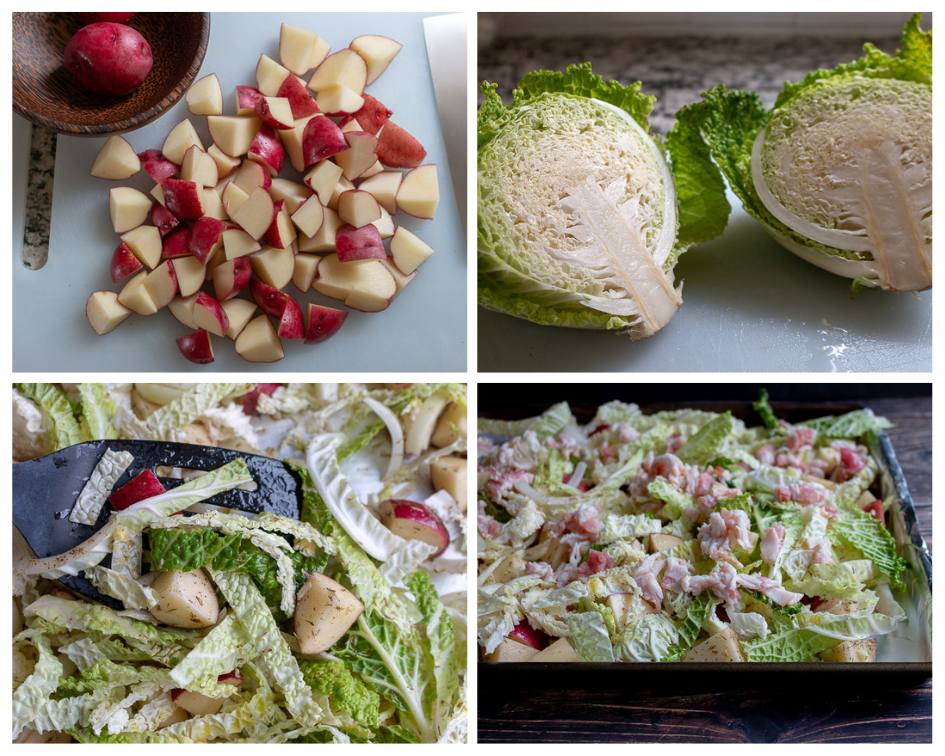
top-left (477, 401), bottom-right (932, 685)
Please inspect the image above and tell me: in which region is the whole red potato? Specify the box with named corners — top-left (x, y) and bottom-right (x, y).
top-left (64, 22), bottom-right (153, 96)
top-left (77, 12), bottom-right (137, 23)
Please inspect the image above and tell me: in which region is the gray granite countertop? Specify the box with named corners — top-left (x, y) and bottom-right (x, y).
top-left (479, 33), bottom-right (901, 136)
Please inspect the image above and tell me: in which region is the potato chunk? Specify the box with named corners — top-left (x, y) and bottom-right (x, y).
top-left (294, 572), bottom-right (363, 655)
top-left (682, 626), bottom-right (746, 662)
top-left (149, 569), bottom-right (220, 629)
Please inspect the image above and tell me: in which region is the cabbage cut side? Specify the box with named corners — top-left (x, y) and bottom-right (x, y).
top-left (752, 78), bottom-right (932, 292)
top-left (478, 93), bottom-right (681, 338)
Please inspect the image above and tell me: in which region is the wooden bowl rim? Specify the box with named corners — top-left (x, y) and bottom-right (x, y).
top-left (12, 12), bottom-right (211, 136)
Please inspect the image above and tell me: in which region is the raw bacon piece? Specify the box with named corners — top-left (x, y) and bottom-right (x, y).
top-left (760, 522), bottom-right (786, 565)
top-left (577, 549), bottom-right (616, 579)
top-left (682, 563), bottom-right (740, 604)
top-left (633, 553), bottom-right (666, 605)
top-left (736, 573), bottom-right (803, 606)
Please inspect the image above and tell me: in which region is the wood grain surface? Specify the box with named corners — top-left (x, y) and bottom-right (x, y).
top-left (477, 395), bottom-right (932, 744)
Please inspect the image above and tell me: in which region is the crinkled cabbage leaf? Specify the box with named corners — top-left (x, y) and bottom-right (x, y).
top-left (478, 63), bottom-right (730, 338)
top-left (676, 13), bottom-right (932, 292)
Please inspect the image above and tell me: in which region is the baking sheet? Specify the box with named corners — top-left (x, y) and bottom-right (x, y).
top-left (478, 189), bottom-right (932, 373)
top-left (15, 12), bottom-right (467, 372)
top-left (478, 401), bottom-right (932, 681)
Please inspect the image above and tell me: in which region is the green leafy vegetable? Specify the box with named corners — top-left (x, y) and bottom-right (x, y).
top-left (676, 14), bottom-right (932, 293)
top-left (478, 63), bottom-right (729, 338)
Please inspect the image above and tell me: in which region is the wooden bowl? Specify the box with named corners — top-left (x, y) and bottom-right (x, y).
top-left (12, 12), bottom-right (211, 136)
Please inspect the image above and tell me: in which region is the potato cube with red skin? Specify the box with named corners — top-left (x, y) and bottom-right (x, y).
top-left (109, 469), bottom-right (166, 510)
top-left (176, 330), bottom-right (215, 365)
top-left (151, 203), bottom-right (179, 237)
top-left (250, 279), bottom-right (292, 318)
top-left (187, 217), bottom-right (228, 264)
top-left (236, 85), bottom-right (264, 115)
top-left (376, 122), bottom-right (426, 168)
top-left (276, 74), bottom-right (320, 119)
top-left (192, 292), bottom-right (230, 338)
top-left (353, 94), bottom-right (392, 135)
top-left (161, 226), bottom-right (191, 260)
top-left (138, 149), bottom-right (180, 182)
top-left (304, 303), bottom-right (347, 344)
top-left (160, 179), bottom-right (204, 220)
top-left (336, 224), bottom-right (385, 263)
top-left (301, 116), bottom-right (349, 167)
top-left (213, 257), bottom-right (252, 301)
top-left (111, 242), bottom-right (144, 282)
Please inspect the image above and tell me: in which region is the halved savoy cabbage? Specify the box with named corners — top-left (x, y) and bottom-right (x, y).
top-left (676, 13), bottom-right (932, 293)
top-left (477, 64), bottom-right (730, 339)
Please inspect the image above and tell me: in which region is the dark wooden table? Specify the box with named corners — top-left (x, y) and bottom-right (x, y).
top-left (477, 396), bottom-right (931, 743)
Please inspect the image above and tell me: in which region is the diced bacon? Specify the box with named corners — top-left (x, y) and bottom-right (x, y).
top-left (633, 553), bottom-right (666, 605)
top-left (838, 447), bottom-right (867, 482)
top-left (697, 508), bottom-right (752, 564)
top-left (785, 426), bottom-right (817, 452)
top-left (484, 468), bottom-right (534, 500)
top-left (589, 424), bottom-right (609, 436)
top-left (556, 566), bottom-right (581, 587)
top-left (698, 484), bottom-right (742, 511)
top-left (774, 482), bottom-right (826, 504)
top-left (682, 563), bottom-right (739, 604)
top-left (736, 573), bottom-right (803, 606)
top-left (755, 443), bottom-right (776, 465)
top-left (523, 561), bottom-right (554, 581)
top-left (616, 424), bottom-right (639, 443)
top-left (660, 557), bottom-right (693, 592)
top-left (775, 452), bottom-right (805, 470)
top-left (682, 506), bottom-right (703, 523)
top-left (760, 522), bottom-right (785, 565)
top-left (666, 434), bottom-right (686, 453)
top-left (547, 504), bottom-right (603, 539)
top-left (577, 550), bottom-right (615, 578)
top-left (806, 537), bottom-right (833, 565)
top-left (477, 501), bottom-right (502, 540)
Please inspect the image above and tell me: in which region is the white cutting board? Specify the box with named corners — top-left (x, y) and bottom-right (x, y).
top-left (16, 12), bottom-right (466, 372)
top-left (479, 189), bottom-right (932, 373)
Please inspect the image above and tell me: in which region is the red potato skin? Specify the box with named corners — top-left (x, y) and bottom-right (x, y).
top-left (160, 178), bottom-right (203, 220)
top-left (64, 22), bottom-right (153, 97)
top-left (161, 226), bottom-right (190, 259)
top-left (151, 203), bottom-right (179, 237)
top-left (109, 469), bottom-right (166, 509)
top-left (236, 85), bottom-right (264, 111)
top-left (335, 224), bottom-right (385, 262)
top-left (353, 95), bottom-right (392, 135)
top-left (250, 279), bottom-right (290, 318)
top-left (176, 330), bottom-right (215, 364)
top-left (138, 150), bottom-right (179, 182)
top-left (110, 241), bottom-right (143, 282)
top-left (304, 304), bottom-right (347, 344)
top-left (276, 76), bottom-right (319, 119)
top-left (376, 122), bottom-right (426, 169)
top-left (301, 117), bottom-right (348, 167)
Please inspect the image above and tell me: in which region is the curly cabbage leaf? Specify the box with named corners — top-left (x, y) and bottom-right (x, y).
top-left (478, 63), bottom-right (729, 338)
top-left (676, 13), bottom-right (932, 292)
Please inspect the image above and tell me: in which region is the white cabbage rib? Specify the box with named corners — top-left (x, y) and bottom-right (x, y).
top-left (478, 93), bottom-right (680, 337)
top-left (753, 78), bottom-right (932, 292)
